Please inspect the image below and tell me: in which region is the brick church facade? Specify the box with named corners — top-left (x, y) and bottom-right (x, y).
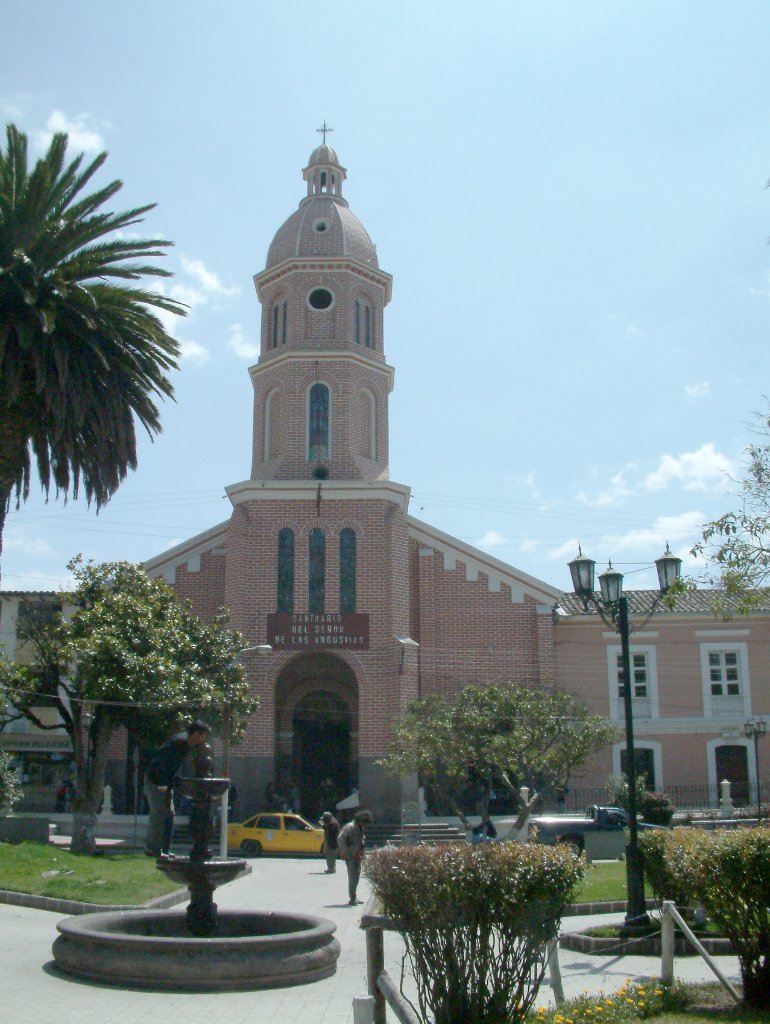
top-left (4, 142), bottom-right (767, 821)
top-left (143, 141), bottom-right (562, 820)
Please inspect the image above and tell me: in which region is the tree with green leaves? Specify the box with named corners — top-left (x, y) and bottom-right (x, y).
top-left (0, 750), bottom-right (21, 812)
top-left (0, 124), bottom-right (185, 579)
top-left (692, 408), bottom-right (770, 612)
top-left (380, 682), bottom-right (617, 832)
top-left (0, 557), bottom-right (258, 853)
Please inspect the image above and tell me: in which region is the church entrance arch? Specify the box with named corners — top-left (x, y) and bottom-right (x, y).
top-left (275, 653), bottom-right (358, 821)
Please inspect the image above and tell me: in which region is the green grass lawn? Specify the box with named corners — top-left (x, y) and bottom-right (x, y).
top-left (573, 860), bottom-right (648, 905)
top-left (0, 842), bottom-right (181, 905)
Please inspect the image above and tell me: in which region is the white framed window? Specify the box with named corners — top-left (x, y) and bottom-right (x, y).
top-left (607, 644), bottom-right (658, 720)
top-left (700, 643), bottom-right (750, 718)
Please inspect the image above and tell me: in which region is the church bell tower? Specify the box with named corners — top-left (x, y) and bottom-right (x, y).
top-left (249, 138), bottom-right (394, 483)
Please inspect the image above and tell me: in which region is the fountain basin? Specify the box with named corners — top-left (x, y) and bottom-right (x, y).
top-left (52, 908), bottom-right (340, 990)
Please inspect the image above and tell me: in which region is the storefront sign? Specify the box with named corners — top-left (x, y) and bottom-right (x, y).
top-left (266, 612), bottom-right (370, 650)
top-left (0, 732), bottom-right (71, 752)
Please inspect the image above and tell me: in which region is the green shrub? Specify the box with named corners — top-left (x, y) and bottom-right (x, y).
top-left (365, 841), bottom-right (583, 1024)
top-left (644, 825), bottom-right (770, 1010)
top-left (639, 827), bottom-right (705, 909)
top-left (639, 791), bottom-right (675, 825)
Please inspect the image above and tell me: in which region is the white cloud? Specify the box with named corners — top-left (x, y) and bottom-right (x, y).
top-left (605, 511), bottom-right (704, 553)
top-left (227, 323), bottom-right (259, 360)
top-left (748, 272), bottom-right (770, 299)
top-left (523, 471), bottom-right (542, 502)
top-left (477, 530), bottom-right (506, 548)
top-left (549, 538), bottom-right (580, 562)
top-left (178, 340), bottom-right (211, 366)
top-left (625, 323), bottom-right (643, 338)
top-left (180, 257), bottom-right (239, 299)
top-left (168, 282), bottom-right (208, 309)
top-left (4, 529), bottom-right (54, 557)
top-left (645, 443), bottom-right (733, 493)
top-left (1, 96), bottom-right (26, 120)
top-left (577, 470), bottom-right (632, 508)
top-left (33, 110), bottom-right (106, 153)
top-left (684, 381), bottom-right (710, 399)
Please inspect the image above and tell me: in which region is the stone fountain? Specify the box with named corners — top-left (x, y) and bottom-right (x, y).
top-left (52, 743), bottom-right (340, 989)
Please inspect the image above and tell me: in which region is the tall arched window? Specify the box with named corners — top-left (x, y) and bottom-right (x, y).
top-left (360, 389), bottom-right (376, 460)
top-left (264, 388), bottom-right (279, 460)
top-left (355, 300), bottom-right (373, 347)
top-left (271, 301), bottom-right (287, 348)
top-left (308, 382), bottom-right (330, 462)
top-left (339, 529), bottom-right (356, 613)
top-left (277, 528), bottom-right (294, 613)
top-left (309, 528), bottom-right (325, 613)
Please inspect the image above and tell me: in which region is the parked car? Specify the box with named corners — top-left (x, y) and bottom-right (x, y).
top-left (528, 805), bottom-right (664, 860)
top-left (227, 812), bottom-right (325, 857)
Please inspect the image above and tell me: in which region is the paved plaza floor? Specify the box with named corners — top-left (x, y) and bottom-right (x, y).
top-left (0, 855), bottom-right (743, 1023)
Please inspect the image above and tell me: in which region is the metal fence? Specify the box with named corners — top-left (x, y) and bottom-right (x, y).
top-left (10, 781), bottom-right (770, 818)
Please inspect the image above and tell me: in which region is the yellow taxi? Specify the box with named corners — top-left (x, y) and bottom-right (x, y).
top-left (227, 812), bottom-right (325, 857)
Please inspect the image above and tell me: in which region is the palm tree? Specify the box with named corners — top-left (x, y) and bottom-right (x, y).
top-left (0, 124), bottom-right (186, 580)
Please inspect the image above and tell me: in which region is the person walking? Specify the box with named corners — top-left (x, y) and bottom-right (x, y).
top-left (143, 720), bottom-right (210, 858)
top-left (320, 811), bottom-right (340, 873)
top-left (337, 809), bottom-right (372, 905)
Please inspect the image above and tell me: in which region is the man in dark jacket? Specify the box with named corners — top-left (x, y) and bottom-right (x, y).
top-left (337, 809), bottom-right (373, 905)
top-left (143, 720), bottom-right (209, 857)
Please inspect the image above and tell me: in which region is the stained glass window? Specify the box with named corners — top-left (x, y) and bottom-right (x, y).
top-left (308, 383), bottom-right (329, 461)
top-left (309, 528), bottom-right (325, 613)
top-left (277, 528), bottom-right (294, 613)
top-left (340, 529), bottom-right (356, 613)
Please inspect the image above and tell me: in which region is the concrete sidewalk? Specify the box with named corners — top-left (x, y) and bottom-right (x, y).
top-left (0, 856), bottom-right (742, 1023)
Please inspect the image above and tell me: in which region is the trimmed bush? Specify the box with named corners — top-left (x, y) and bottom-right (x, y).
top-left (639, 827), bottom-right (705, 909)
top-left (365, 841), bottom-right (583, 1024)
top-left (641, 825), bottom-right (770, 1009)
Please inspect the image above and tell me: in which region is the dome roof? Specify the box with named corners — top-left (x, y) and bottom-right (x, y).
top-left (266, 196), bottom-right (379, 268)
top-left (306, 143), bottom-right (341, 168)
top-left (265, 144), bottom-right (378, 269)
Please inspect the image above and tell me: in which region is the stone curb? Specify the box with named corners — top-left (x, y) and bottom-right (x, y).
top-left (560, 929), bottom-right (734, 956)
top-left (0, 886), bottom-right (189, 915)
top-left (0, 864), bottom-right (252, 916)
top-left (564, 898), bottom-right (656, 917)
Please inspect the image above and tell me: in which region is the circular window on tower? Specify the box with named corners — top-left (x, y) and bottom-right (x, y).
top-left (307, 287), bottom-right (334, 311)
top-left (312, 218), bottom-right (329, 233)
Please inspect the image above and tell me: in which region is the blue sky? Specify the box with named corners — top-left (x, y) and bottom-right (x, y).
top-left (2, 1), bottom-right (770, 596)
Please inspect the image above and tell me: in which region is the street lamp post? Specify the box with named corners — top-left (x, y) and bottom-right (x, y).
top-left (567, 544), bottom-right (682, 927)
top-left (744, 718), bottom-right (767, 825)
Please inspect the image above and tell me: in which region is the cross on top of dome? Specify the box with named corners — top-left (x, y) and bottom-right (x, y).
top-left (316, 120), bottom-right (333, 144)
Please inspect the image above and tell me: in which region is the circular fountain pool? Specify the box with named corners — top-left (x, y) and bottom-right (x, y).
top-left (53, 907), bottom-right (340, 990)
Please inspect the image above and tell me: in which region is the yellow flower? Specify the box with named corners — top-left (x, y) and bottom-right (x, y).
top-left (638, 1001), bottom-right (645, 1008)
top-left (654, 989), bottom-right (663, 995)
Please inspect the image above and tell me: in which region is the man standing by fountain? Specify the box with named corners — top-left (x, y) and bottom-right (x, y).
top-left (337, 809), bottom-right (372, 905)
top-left (144, 720), bottom-right (210, 858)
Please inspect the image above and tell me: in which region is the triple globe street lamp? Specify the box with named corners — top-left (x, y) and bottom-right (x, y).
top-left (567, 543), bottom-right (682, 926)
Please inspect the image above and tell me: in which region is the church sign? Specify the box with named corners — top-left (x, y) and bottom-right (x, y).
top-left (266, 612), bottom-right (370, 650)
